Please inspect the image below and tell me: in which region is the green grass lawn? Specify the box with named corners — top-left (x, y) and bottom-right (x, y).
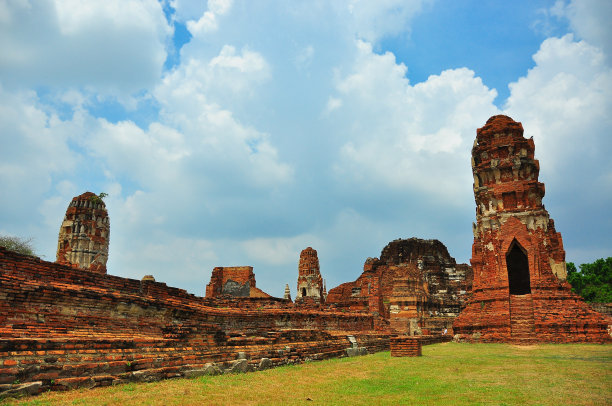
top-left (3, 342), bottom-right (611, 406)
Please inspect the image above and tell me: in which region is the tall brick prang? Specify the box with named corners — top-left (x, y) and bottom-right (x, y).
top-left (453, 115), bottom-right (610, 343)
top-left (296, 247), bottom-right (324, 303)
top-left (56, 192), bottom-right (109, 274)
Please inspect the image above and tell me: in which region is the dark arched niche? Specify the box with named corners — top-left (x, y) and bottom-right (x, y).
top-left (506, 240), bottom-right (531, 295)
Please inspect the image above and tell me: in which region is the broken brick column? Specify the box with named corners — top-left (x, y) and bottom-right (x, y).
top-left (453, 115), bottom-right (610, 343)
top-left (56, 192), bottom-right (109, 274)
top-left (390, 336), bottom-right (422, 357)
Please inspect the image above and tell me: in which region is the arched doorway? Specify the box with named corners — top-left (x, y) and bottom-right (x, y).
top-left (506, 240), bottom-right (531, 295)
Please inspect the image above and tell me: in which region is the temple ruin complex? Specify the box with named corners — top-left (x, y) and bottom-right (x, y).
top-left (0, 116), bottom-right (609, 398)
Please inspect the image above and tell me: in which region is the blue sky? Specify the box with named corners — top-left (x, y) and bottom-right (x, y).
top-left (1, 0), bottom-right (610, 297)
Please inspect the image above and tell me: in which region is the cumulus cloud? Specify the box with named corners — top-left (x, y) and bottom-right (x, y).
top-left (0, 0), bottom-right (171, 93)
top-left (560, 0), bottom-right (612, 63)
top-left (186, 0), bottom-right (233, 35)
top-left (330, 40), bottom-right (498, 199)
top-left (0, 86), bottom-right (79, 227)
top-left (505, 34), bottom-right (612, 175)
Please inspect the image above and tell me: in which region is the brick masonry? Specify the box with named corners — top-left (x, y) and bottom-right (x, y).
top-left (56, 192), bottom-right (109, 274)
top-left (0, 247), bottom-right (389, 397)
top-left (326, 238), bottom-right (473, 334)
top-left (390, 337), bottom-right (422, 357)
top-left (205, 266), bottom-right (271, 298)
top-left (296, 247), bottom-right (325, 302)
top-left (453, 115), bottom-right (611, 343)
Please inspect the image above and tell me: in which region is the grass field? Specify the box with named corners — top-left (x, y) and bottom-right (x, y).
top-left (2, 342), bottom-right (611, 406)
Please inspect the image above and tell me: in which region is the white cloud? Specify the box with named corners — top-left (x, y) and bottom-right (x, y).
top-left (505, 34), bottom-right (612, 175)
top-left (151, 45), bottom-right (289, 189)
top-left (562, 0), bottom-right (612, 63)
top-left (186, 0), bottom-right (233, 35)
top-left (331, 40), bottom-right (498, 198)
top-left (210, 45), bottom-right (268, 73)
top-left (0, 86), bottom-right (79, 224)
top-left (0, 0), bottom-right (171, 93)
top-left (209, 0), bottom-right (232, 16)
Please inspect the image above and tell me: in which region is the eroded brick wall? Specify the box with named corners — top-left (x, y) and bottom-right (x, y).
top-left (0, 247), bottom-right (389, 396)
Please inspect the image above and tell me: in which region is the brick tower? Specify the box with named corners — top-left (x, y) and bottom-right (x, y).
top-left (296, 247), bottom-right (324, 303)
top-left (56, 192), bottom-right (110, 274)
top-left (453, 115), bottom-right (610, 343)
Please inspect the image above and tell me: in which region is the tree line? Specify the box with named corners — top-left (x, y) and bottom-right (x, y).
top-left (567, 258), bottom-right (612, 303)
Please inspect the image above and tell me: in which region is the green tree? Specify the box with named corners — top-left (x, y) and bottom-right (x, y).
top-left (566, 257), bottom-right (612, 303)
top-left (89, 192), bottom-right (108, 205)
top-left (0, 234), bottom-right (36, 256)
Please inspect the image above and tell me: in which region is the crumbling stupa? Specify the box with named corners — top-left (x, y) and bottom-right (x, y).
top-left (205, 266), bottom-right (271, 298)
top-left (56, 192), bottom-right (109, 274)
top-left (453, 115), bottom-right (610, 343)
top-left (327, 238), bottom-right (473, 334)
top-left (296, 247), bottom-right (325, 303)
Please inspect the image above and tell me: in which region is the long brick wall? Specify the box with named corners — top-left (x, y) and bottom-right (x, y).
top-left (0, 247), bottom-right (389, 396)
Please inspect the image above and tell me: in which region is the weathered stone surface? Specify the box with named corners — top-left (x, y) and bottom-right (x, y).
top-left (229, 359), bottom-right (253, 373)
top-left (296, 247), bottom-right (325, 303)
top-left (453, 115), bottom-right (611, 343)
top-left (258, 358), bottom-right (272, 370)
top-left (56, 192), bottom-right (109, 274)
top-left (345, 347), bottom-right (367, 357)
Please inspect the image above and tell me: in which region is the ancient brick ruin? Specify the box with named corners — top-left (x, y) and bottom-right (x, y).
top-left (326, 238), bottom-right (472, 335)
top-left (453, 115), bottom-right (611, 343)
top-left (0, 247), bottom-right (388, 396)
top-left (390, 336), bottom-right (422, 357)
top-left (205, 266), bottom-right (271, 298)
top-left (56, 192), bottom-right (110, 274)
top-left (295, 247), bottom-right (325, 303)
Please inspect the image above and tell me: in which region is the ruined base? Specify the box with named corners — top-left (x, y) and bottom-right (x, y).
top-left (390, 336), bottom-right (422, 357)
top-left (453, 289), bottom-right (612, 343)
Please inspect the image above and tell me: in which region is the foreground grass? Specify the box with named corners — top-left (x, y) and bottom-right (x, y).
top-left (3, 343), bottom-right (611, 406)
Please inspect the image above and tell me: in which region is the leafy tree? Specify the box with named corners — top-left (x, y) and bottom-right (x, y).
top-left (566, 258), bottom-right (612, 303)
top-left (0, 234), bottom-right (36, 256)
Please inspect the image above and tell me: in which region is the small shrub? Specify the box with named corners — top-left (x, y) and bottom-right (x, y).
top-left (0, 234), bottom-right (36, 256)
